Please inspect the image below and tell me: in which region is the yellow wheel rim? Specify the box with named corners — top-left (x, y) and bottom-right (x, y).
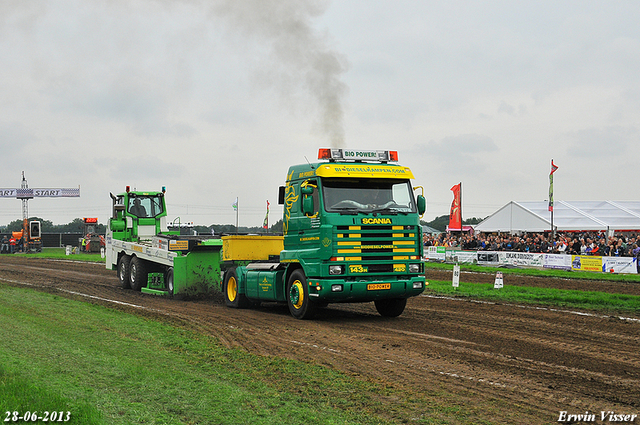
top-left (290, 279), bottom-right (304, 309)
top-left (227, 276), bottom-right (237, 302)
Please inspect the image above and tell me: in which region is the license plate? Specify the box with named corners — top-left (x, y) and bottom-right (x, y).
top-left (367, 283), bottom-right (391, 291)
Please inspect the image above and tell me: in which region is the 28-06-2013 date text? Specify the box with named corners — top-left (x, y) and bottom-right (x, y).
top-left (4, 411), bottom-right (71, 422)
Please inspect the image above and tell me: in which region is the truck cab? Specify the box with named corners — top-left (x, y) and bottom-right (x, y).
top-left (108, 187), bottom-right (176, 243)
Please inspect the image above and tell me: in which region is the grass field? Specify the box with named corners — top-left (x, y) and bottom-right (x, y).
top-left (423, 280), bottom-right (640, 315)
top-left (423, 261), bottom-right (640, 315)
top-left (26, 247), bottom-right (105, 263)
top-left (0, 285), bottom-right (478, 425)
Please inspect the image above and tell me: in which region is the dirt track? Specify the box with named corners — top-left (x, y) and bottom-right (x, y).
top-left (1, 255), bottom-right (639, 424)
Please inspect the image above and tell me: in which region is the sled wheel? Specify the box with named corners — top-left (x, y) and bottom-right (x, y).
top-left (166, 267), bottom-right (174, 295)
top-left (129, 256), bottom-right (147, 292)
top-left (117, 255), bottom-right (131, 289)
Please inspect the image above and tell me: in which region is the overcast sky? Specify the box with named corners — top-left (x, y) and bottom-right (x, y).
top-left (1, 0), bottom-right (639, 228)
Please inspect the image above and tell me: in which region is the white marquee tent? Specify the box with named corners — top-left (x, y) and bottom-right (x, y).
top-left (474, 201), bottom-right (640, 234)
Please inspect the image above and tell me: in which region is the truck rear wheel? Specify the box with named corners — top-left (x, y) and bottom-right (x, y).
top-left (374, 298), bottom-right (407, 317)
top-left (287, 269), bottom-right (315, 320)
top-left (129, 256), bottom-right (148, 292)
top-left (117, 255), bottom-right (131, 289)
top-left (223, 268), bottom-right (250, 308)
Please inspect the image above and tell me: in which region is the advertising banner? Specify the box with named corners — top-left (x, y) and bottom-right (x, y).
top-left (543, 253), bottom-right (572, 271)
top-left (426, 246), bottom-right (446, 261)
top-left (476, 251), bottom-right (500, 266)
top-left (446, 250), bottom-right (476, 264)
top-left (500, 252), bottom-right (544, 267)
top-left (571, 255), bottom-right (602, 272)
top-left (602, 257), bottom-right (637, 274)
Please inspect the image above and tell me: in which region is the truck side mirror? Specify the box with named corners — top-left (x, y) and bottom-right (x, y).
top-left (278, 186), bottom-right (285, 205)
top-left (416, 194), bottom-right (426, 216)
top-left (301, 186), bottom-right (314, 215)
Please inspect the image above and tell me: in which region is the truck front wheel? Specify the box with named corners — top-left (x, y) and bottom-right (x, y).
top-left (287, 269), bottom-right (315, 320)
top-left (129, 256), bottom-right (147, 291)
top-left (117, 255), bottom-right (131, 289)
top-left (374, 298), bottom-right (407, 317)
top-left (223, 268), bottom-right (250, 308)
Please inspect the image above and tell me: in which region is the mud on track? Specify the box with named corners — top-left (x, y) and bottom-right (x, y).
top-left (1, 255), bottom-right (639, 424)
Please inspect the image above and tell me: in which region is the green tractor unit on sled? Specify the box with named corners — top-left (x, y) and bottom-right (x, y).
top-left (105, 186), bottom-right (224, 298)
top-left (105, 148), bottom-right (427, 319)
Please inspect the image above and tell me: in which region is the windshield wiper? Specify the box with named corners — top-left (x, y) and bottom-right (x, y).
top-left (371, 207), bottom-right (407, 215)
top-left (331, 207), bottom-right (359, 215)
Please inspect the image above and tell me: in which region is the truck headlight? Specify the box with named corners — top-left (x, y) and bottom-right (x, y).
top-left (409, 264), bottom-right (421, 273)
top-left (329, 265), bottom-right (344, 275)
top-left (331, 284), bottom-right (343, 292)
top-left (413, 281), bottom-right (423, 289)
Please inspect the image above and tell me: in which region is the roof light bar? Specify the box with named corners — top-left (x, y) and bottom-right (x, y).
top-left (317, 148), bottom-right (399, 162)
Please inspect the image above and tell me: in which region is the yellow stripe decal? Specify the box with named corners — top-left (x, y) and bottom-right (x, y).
top-left (338, 241), bottom-right (360, 246)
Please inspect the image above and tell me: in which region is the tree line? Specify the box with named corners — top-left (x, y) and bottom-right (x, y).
top-left (2, 215), bottom-right (479, 235)
top-left (420, 215), bottom-right (484, 232)
top-left (1, 217), bottom-right (105, 234)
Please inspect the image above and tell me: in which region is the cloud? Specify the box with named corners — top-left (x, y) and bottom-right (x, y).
top-left (431, 134), bottom-right (498, 156)
top-left (566, 126), bottom-right (638, 158)
top-left (406, 134), bottom-right (498, 175)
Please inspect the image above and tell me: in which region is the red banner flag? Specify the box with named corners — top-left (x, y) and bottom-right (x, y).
top-left (449, 183), bottom-right (462, 231)
top-left (550, 160), bottom-right (558, 176)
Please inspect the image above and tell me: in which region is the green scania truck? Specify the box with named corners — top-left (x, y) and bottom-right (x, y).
top-left (222, 148), bottom-right (427, 319)
top-left (106, 148), bottom-right (426, 319)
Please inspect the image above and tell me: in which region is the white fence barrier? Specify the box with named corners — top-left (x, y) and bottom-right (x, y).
top-left (425, 248), bottom-right (638, 274)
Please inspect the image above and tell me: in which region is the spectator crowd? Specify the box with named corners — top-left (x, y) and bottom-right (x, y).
top-left (423, 231), bottom-right (640, 258)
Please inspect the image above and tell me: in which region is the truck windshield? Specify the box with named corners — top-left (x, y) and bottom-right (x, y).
top-left (322, 178), bottom-right (416, 214)
top-left (127, 195), bottom-right (164, 218)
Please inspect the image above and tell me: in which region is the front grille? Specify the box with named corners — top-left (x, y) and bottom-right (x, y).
top-left (334, 224), bottom-right (419, 261)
